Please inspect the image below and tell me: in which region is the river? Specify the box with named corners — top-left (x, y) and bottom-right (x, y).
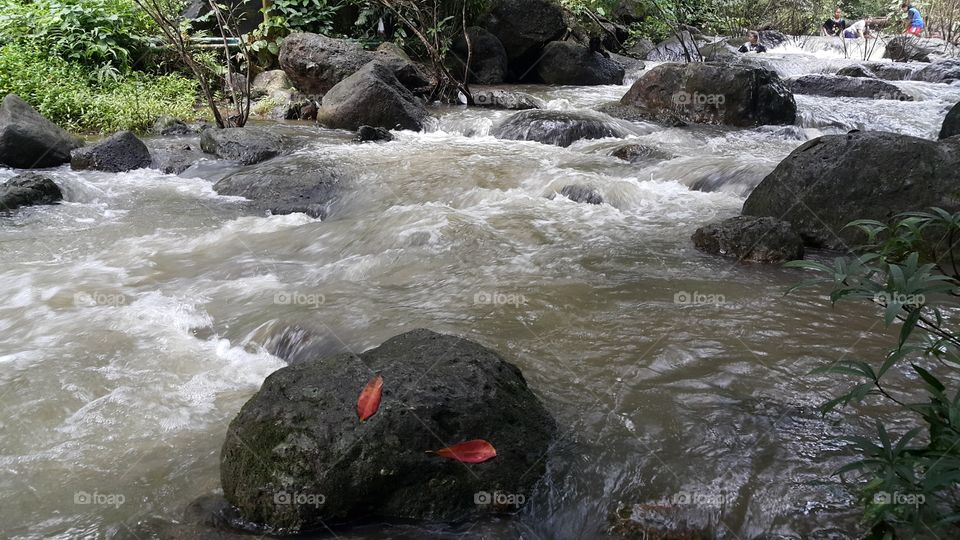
top-left (2, 42), bottom-right (959, 539)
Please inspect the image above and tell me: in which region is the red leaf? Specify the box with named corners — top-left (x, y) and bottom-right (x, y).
top-left (357, 374), bottom-right (383, 422)
top-left (427, 439), bottom-right (497, 463)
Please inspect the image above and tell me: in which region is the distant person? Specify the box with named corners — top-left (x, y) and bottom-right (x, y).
top-left (901, 3), bottom-right (925, 36)
top-left (843, 19), bottom-right (869, 39)
top-left (822, 8), bottom-right (847, 36)
top-left (738, 31), bottom-right (767, 53)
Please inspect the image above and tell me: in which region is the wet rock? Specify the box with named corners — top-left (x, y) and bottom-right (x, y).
top-left (278, 32), bottom-right (373, 96)
top-left (480, 0), bottom-right (567, 78)
top-left (370, 49), bottom-right (433, 93)
top-left (220, 329), bottom-right (556, 531)
top-left (884, 35), bottom-right (953, 63)
top-left (600, 21), bottom-right (631, 52)
top-left (692, 216), bottom-right (804, 263)
top-left (596, 102), bottom-right (688, 127)
top-left (492, 109), bottom-right (628, 147)
top-left (742, 132), bottom-right (960, 249)
top-left (610, 53), bottom-right (646, 75)
top-left (318, 62), bottom-right (429, 131)
top-left (150, 140), bottom-right (206, 175)
top-left (619, 63), bottom-right (796, 127)
top-left (759, 30), bottom-right (789, 49)
top-left (0, 94), bottom-right (83, 169)
top-left (70, 131), bottom-right (152, 172)
top-left (941, 102), bottom-right (960, 140)
top-left (913, 58), bottom-right (960, 84)
top-left (472, 90), bottom-right (545, 110)
top-left (251, 70), bottom-right (293, 99)
top-left (535, 41), bottom-right (625, 86)
top-left (835, 64), bottom-right (876, 78)
top-left (0, 172), bottom-right (62, 210)
top-left (152, 115), bottom-right (194, 136)
top-left (626, 38), bottom-right (656, 59)
top-left (699, 41), bottom-right (740, 63)
top-left (867, 62), bottom-right (918, 81)
top-left (645, 31), bottom-right (710, 62)
top-left (609, 502), bottom-right (712, 539)
top-left (788, 74), bottom-right (912, 101)
top-left (559, 185), bottom-right (603, 204)
top-left (199, 127), bottom-right (290, 165)
top-left (212, 153), bottom-right (344, 218)
top-left (611, 144), bottom-right (674, 165)
top-left (356, 125), bottom-right (393, 142)
top-left (451, 27), bottom-right (509, 85)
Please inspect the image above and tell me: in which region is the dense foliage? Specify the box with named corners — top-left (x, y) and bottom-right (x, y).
top-left (788, 210), bottom-right (960, 537)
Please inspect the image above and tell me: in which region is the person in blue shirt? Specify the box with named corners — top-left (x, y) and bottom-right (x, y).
top-left (902, 3), bottom-right (925, 36)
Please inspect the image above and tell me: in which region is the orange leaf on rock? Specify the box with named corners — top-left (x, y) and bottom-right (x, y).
top-left (427, 439), bottom-right (497, 463)
top-left (357, 374), bottom-right (383, 422)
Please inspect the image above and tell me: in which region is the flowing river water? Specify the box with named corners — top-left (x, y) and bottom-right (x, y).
top-left (3, 42), bottom-right (960, 539)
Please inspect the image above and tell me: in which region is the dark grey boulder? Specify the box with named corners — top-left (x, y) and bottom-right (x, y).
top-left (836, 64), bottom-right (877, 78)
top-left (70, 131), bottom-right (152, 173)
top-left (742, 132), bottom-right (960, 248)
top-left (149, 140), bottom-right (206, 175)
top-left (913, 58), bottom-right (960, 84)
top-left (611, 144), bottom-right (674, 164)
top-left (626, 38), bottom-right (656, 59)
top-left (451, 26), bottom-right (510, 85)
top-left (152, 115), bottom-right (194, 136)
top-left (535, 41), bottom-right (625, 86)
top-left (199, 127), bottom-right (288, 165)
top-left (318, 62), bottom-right (429, 131)
top-left (0, 173), bottom-right (62, 210)
top-left (481, 0), bottom-right (567, 77)
top-left (220, 329), bottom-right (556, 531)
top-left (618, 62), bottom-right (796, 127)
top-left (370, 50), bottom-right (433, 92)
top-left (473, 90), bottom-right (545, 110)
top-left (356, 125), bottom-right (393, 142)
top-left (884, 36), bottom-right (952, 63)
top-left (278, 33), bottom-right (372, 96)
top-left (212, 153), bottom-right (344, 218)
top-left (560, 185), bottom-right (603, 204)
top-left (940, 102), bottom-right (960, 140)
top-left (595, 102), bottom-right (688, 127)
top-left (492, 109), bottom-right (628, 147)
top-left (692, 216), bottom-right (804, 263)
top-left (0, 94), bottom-right (83, 169)
top-left (787, 74), bottom-right (912, 101)
top-left (645, 31), bottom-right (709, 62)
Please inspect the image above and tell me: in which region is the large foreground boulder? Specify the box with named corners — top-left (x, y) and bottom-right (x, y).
top-left (0, 94), bottom-right (83, 169)
top-left (278, 33), bottom-right (373, 95)
top-left (787, 74), bottom-right (912, 101)
top-left (220, 329), bottom-right (556, 531)
top-left (451, 27), bottom-right (509, 85)
top-left (941, 102), bottom-right (960, 140)
top-left (200, 127), bottom-right (291, 165)
top-left (481, 0), bottom-right (567, 78)
top-left (492, 110), bottom-right (628, 147)
top-left (0, 173), bottom-right (62, 210)
top-left (70, 131), bottom-right (152, 172)
top-left (692, 216), bottom-right (804, 263)
top-left (319, 62), bottom-right (430, 131)
top-left (535, 41), bottom-right (625, 85)
top-left (618, 63), bottom-right (796, 127)
top-left (212, 153), bottom-right (345, 218)
top-left (742, 132), bottom-right (960, 248)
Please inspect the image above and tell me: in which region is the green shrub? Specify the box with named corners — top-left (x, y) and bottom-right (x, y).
top-left (0, 44), bottom-right (197, 133)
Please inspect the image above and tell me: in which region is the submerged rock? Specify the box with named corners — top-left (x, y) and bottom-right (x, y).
top-left (492, 109), bottom-right (628, 147)
top-left (355, 125), bottom-right (393, 142)
top-left (611, 144), bottom-right (674, 165)
top-left (788, 74), bottom-right (912, 101)
top-left (319, 62), bottom-right (429, 131)
top-left (451, 27), bottom-right (509, 85)
top-left (220, 329), bottom-right (556, 530)
top-left (618, 63), bottom-right (796, 127)
top-left (212, 153), bottom-right (344, 218)
top-left (743, 132), bottom-right (960, 248)
top-left (692, 216), bottom-right (804, 263)
top-left (941, 102), bottom-right (960, 140)
top-left (472, 90), bottom-right (545, 110)
top-left (535, 41), bottom-right (625, 86)
top-left (560, 184), bottom-right (604, 204)
top-left (199, 127), bottom-right (290, 165)
top-left (0, 173), bottom-right (62, 210)
top-left (70, 131), bottom-right (152, 173)
top-left (0, 94), bottom-right (83, 169)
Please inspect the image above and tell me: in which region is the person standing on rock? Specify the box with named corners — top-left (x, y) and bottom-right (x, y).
top-left (822, 8), bottom-right (847, 36)
top-left (738, 31), bottom-right (767, 53)
top-left (901, 3), bottom-right (925, 36)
